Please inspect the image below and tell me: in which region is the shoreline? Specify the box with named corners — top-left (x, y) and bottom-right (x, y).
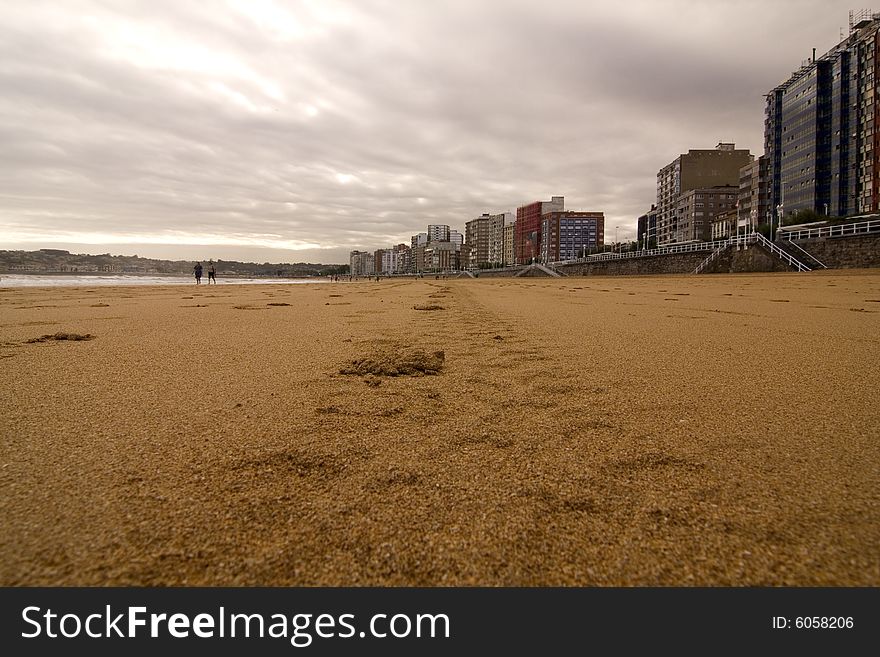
top-left (0, 273), bottom-right (333, 288)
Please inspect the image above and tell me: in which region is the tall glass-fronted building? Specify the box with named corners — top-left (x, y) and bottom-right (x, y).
top-left (764, 14), bottom-right (878, 221)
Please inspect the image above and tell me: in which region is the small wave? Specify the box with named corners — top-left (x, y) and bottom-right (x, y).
top-left (0, 274), bottom-right (330, 288)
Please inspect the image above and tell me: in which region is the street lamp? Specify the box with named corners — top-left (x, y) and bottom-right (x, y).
top-left (774, 204), bottom-right (783, 240)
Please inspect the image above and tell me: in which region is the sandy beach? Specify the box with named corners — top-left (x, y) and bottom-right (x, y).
top-left (1, 272), bottom-right (878, 586)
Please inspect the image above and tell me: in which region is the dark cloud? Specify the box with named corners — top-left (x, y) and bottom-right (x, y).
top-left (0, 0), bottom-right (853, 261)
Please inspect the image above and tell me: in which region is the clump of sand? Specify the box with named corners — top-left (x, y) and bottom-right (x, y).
top-left (26, 332), bottom-right (94, 343)
top-left (340, 349), bottom-right (445, 376)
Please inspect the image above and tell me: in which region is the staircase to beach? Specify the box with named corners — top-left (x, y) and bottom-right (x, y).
top-left (692, 233), bottom-right (811, 274)
top-left (776, 239), bottom-right (828, 270)
top-left (514, 263), bottom-right (563, 278)
top-left (693, 241), bottom-right (732, 274)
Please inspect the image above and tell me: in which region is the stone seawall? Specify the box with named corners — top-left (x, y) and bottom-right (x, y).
top-left (464, 233), bottom-right (879, 277)
top-left (557, 252), bottom-right (707, 276)
top-left (709, 244), bottom-right (790, 273)
top-left (470, 268), bottom-right (522, 278)
top-left (783, 234), bottom-right (880, 269)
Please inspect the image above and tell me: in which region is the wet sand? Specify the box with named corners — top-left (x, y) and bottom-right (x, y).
top-left (1, 272), bottom-right (879, 586)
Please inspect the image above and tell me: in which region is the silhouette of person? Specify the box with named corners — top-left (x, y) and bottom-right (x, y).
top-left (207, 263), bottom-right (216, 284)
top-left (194, 262), bottom-right (203, 284)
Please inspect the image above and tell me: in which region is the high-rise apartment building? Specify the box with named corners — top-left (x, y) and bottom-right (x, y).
top-left (392, 243), bottom-right (411, 274)
top-left (515, 196), bottom-right (564, 264)
top-left (763, 11), bottom-right (880, 220)
top-left (427, 224), bottom-right (450, 243)
top-left (766, 59), bottom-right (841, 218)
top-left (412, 224), bottom-right (462, 272)
top-left (449, 230), bottom-right (463, 252)
top-left (465, 212), bottom-right (508, 268)
top-left (674, 185), bottom-right (738, 242)
top-left (349, 250), bottom-right (374, 276)
top-left (373, 249), bottom-right (386, 274)
top-left (503, 221), bottom-right (516, 266)
top-left (380, 249), bottom-right (396, 274)
top-left (378, 243), bottom-right (412, 274)
top-left (738, 156), bottom-right (769, 231)
top-left (540, 211), bottom-right (604, 262)
top-left (656, 144), bottom-right (751, 244)
top-left (423, 241), bottom-right (458, 272)
top-left (411, 244), bottom-right (426, 273)
top-left (637, 205), bottom-right (657, 248)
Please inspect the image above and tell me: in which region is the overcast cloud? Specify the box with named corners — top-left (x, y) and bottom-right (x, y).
top-left (0, 0), bottom-right (855, 263)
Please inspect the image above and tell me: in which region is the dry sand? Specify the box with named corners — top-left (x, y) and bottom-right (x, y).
top-left (1, 272), bottom-right (879, 586)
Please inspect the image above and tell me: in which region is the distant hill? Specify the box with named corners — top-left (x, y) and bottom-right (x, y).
top-left (0, 249), bottom-right (349, 277)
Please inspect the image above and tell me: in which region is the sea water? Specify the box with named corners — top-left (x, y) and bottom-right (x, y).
top-left (0, 274), bottom-right (331, 288)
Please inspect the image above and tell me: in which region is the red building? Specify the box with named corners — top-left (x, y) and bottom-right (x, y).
top-left (514, 196), bottom-right (564, 264)
top-left (373, 249), bottom-right (385, 274)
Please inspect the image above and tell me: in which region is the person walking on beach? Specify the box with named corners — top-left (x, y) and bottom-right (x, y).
top-left (207, 262), bottom-right (216, 284)
top-left (193, 262), bottom-right (203, 284)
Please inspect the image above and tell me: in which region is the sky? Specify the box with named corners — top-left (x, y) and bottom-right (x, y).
top-left (0, 0), bottom-right (858, 264)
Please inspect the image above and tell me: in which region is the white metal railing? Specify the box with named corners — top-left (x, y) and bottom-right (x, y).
top-left (552, 230), bottom-right (822, 272)
top-left (515, 263), bottom-right (561, 277)
top-left (693, 242), bottom-right (732, 274)
top-left (550, 219), bottom-right (879, 268)
top-left (779, 218), bottom-right (880, 241)
top-left (751, 233), bottom-right (811, 271)
top-left (694, 233), bottom-right (810, 272)
top-left (550, 239), bottom-right (726, 267)
top-left (783, 240), bottom-right (827, 269)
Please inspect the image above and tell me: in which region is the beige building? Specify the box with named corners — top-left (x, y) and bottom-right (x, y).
top-left (378, 243), bottom-right (412, 274)
top-left (738, 155), bottom-right (769, 233)
top-left (392, 243), bottom-right (411, 274)
top-left (674, 185), bottom-right (738, 242)
top-left (503, 221), bottom-right (515, 266)
top-left (427, 224), bottom-right (450, 242)
top-left (465, 212), bottom-right (509, 268)
top-left (423, 241), bottom-right (459, 272)
top-left (656, 143), bottom-right (752, 244)
top-left (710, 207), bottom-right (739, 240)
top-left (349, 250), bottom-right (374, 276)
top-left (411, 244), bottom-right (426, 273)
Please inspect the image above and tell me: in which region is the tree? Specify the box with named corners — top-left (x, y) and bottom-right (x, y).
top-left (784, 209), bottom-right (824, 226)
